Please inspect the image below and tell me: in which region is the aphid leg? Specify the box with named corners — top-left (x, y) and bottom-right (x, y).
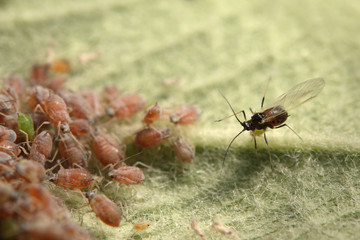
top-left (263, 133), bottom-right (272, 166)
top-left (261, 76), bottom-right (271, 109)
top-left (33, 104), bottom-right (46, 114)
top-left (72, 188), bottom-right (87, 201)
top-left (80, 210), bottom-right (94, 226)
top-left (68, 131), bottom-right (85, 148)
top-left (253, 136), bottom-right (257, 150)
top-left (133, 161), bottom-right (162, 173)
top-left (211, 218), bottom-right (238, 239)
top-left (18, 129), bottom-right (31, 149)
top-left (249, 107), bottom-right (253, 114)
top-left (190, 219), bottom-right (207, 240)
top-left (47, 148), bottom-right (59, 163)
top-left (77, 204), bottom-right (90, 225)
top-left (118, 201), bottom-right (131, 223)
top-left (35, 121), bottom-right (51, 136)
top-left (18, 145), bottom-right (29, 155)
top-left (102, 180), bottom-right (114, 189)
top-left (275, 124), bottom-right (302, 140)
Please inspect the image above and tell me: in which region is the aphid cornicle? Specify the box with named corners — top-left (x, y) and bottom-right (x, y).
top-left (218, 78), bottom-right (325, 162)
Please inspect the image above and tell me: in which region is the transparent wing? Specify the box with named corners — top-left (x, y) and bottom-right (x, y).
top-left (260, 78), bottom-right (325, 121)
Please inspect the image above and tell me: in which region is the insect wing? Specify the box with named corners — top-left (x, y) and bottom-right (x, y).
top-left (260, 78), bottom-right (325, 121)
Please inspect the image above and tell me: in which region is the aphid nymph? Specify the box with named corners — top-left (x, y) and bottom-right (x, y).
top-left (218, 78), bottom-right (325, 163)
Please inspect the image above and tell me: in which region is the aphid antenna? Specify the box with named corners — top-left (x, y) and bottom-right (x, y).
top-left (123, 151), bottom-right (143, 165)
top-left (261, 76), bottom-right (271, 109)
top-left (133, 161), bottom-right (162, 173)
top-left (215, 91), bottom-right (247, 126)
top-left (18, 129), bottom-right (32, 149)
top-left (34, 120), bottom-right (51, 136)
top-left (119, 201), bottom-right (131, 224)
top-left (45, 158), bottom-right (67, 174)
top-left (18, 145), bottom-right (29, 156)
top-left (217, 90), bottom-right (249, 166)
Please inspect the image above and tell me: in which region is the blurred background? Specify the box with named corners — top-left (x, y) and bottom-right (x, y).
top-left (1, 0), bottom-right (360, 239)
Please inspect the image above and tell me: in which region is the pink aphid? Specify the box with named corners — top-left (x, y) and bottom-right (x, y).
top-left (173, 137), bottom-right (195, 163)
top-left (81, 90), bottom-right (104, 118)
top-left (15, 160), bottom-right (46, 183)
top-left (29, 131), bottom-right (53, 166)
top-left (43, 92), bottom-right (71, 130)
top-left (0, 125), bottom-right (16, 142)
top-left (69, 119), bottom-right (91, 135)
top-left (134, 128), bottom-right (171, 149)
top-left (59, 90), bottom-right (93, 120)
top-left (58, 135), bottom-right (88, 168)
top-left (50, 168), bottom-right (94, 189)
top-left (108, 166), bottom-right (145, 185)
top-left (143, 103), bottom-right (161, 124)
top-left (170, 104), bottom-right (200, 125)
top-left (107, 94), bottom-right (146, 119)
top-left (92, 131), bottom-right (125, 167)
top-left (0, 140), bottom-right (21, 157)
top-left (85, 191), bottom-right (122, 227)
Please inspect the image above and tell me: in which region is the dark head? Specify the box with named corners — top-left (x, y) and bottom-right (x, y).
top-left (85, 191), bottom-right (95, 200)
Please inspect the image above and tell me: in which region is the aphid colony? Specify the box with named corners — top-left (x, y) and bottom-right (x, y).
top-left (0, 56), bottom-right (200, 239)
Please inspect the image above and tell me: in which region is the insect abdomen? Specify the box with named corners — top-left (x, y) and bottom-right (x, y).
top-left (263, 106), bottom-right (288, 128)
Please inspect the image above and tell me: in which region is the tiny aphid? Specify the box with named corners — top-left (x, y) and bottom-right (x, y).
top-left (173, 137), bottom-right (195, 163)
top-left (133, 220), bottom-right (150, 230)
top-left (0, 125), bottom-right (16, 142)
top-left (108, 166), bottom-right (145, 185)
top-left (103, 85), bottom-right (120, 103)
top-left (134, 128), bottom-right (171, 149)
top-left (59, 90), bottom-right (93, 120)
top-left (85, 191), bottom-right (122, 227)
top-left (81, 90), bottom-right (105, 119)
top-left (92, 131), bottom-right (125, 167)
top-left (15, 160), bottom-right (46, 183)
top-left (170, 104), bottom-right (201, 125)
top-left (69, 119), bottom-right (91, 135)
top-left (17, 113), bottom-right (35, 140)
top-left (46, 76), bottom-right (66, 91)
top-left (25, 86), bottom-right (49, 111)
top-left (143, 103), bottom-right (161, 124)
top-left (0, 93), bottom-right (17, 114)
top-left (107, 94), bottom-right (146, 119)
top-left (50, 59), bottom-right (71, 73)
top-left (30, 64), bottom-right (49, 85)
top-left (43, 92), bottom-right (71, 130)
top-left (0, 151), bottom-right (13, 164)
top-left (218, 78), bottom-right (325, 162)
top-left (58, 134), bottom-right (88, 168)
top-left (29, 131), bottom-right (53, 166)
top-left (0, 140), bottom-right (21, 157)
top-left (49, 168), bottom-right (94, 189)
top-left (4, 74), bottom-right (25, 99)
